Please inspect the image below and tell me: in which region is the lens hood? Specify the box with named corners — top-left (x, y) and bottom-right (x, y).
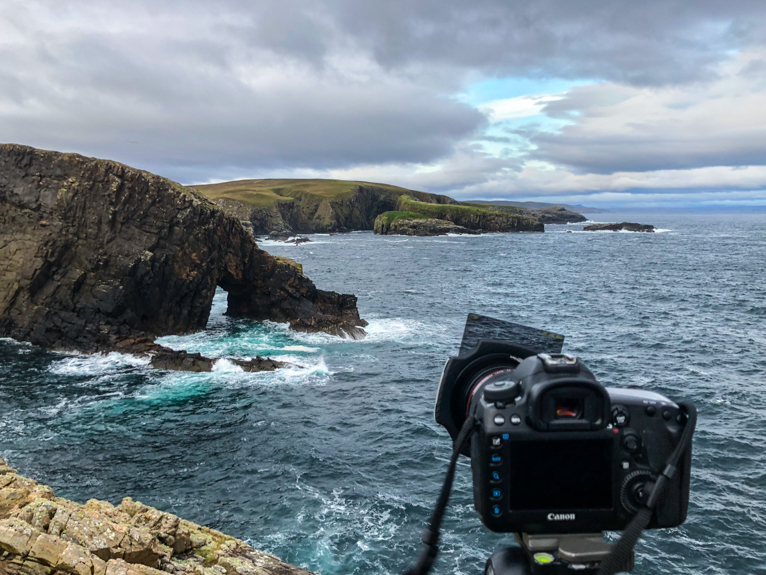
top-left (435, 339), bottom-right (538, 454)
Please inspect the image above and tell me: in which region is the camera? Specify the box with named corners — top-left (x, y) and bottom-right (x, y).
top-left (434, 319), bottom-right (692, 536)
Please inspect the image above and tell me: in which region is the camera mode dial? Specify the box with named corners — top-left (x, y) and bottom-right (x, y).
top-left (620, 470), bottom-right (654, 514)
top-left (484, 380), bottom-right (521, 403)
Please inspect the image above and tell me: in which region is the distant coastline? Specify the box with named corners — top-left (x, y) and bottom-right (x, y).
top-left (469, 199), bottom-right (610, 213)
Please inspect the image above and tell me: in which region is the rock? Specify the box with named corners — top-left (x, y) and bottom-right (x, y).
top-left (373, 213), bottom-right (479, 236)
top-left (394, 196), bottom-right (543, 233)
top-left (0, 458), bottom-right (315, 575)
top-left (0, 144), bottom-right (367, 358)
top-left (583, 222), bottom-right (656, 232)
top-left (265, 233), bottom-right (311, 245)
top-left (150, 350), bottom-right (214, 372)
top-left (534, 206), bottom-right (588, 224)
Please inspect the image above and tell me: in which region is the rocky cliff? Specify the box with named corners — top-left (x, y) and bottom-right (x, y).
top-left (194, 179), bottom-right (579, 235)
top-left (0, 145), bottom-right (367, 360)
top-left (394, 196), bottom-right (543, 233)
top-left (373, 211), bottom-right (478, 236)
top-left (195, 180), bottom-right (457, 235)
top-left (0, 456), bottom-right (315, 575)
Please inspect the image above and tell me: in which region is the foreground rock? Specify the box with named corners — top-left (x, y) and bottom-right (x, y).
top-left (0, 457), bottom-right (314, 575)
top-left (0, 144), bottom-right (367, 360)
top-left (583, 222), bottom-right (656, 233)
top-left (373, 212), bottom-right (479, 236)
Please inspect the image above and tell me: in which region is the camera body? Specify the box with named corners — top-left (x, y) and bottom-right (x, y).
top-left (436, 340), bottom-right (692, 535)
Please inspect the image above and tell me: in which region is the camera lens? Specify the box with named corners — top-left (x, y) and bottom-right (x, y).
top-left (554, 398), bottom-right (583, 419)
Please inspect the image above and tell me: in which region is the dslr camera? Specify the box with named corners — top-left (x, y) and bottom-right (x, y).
top-left (412, 315), bottom-right (696, 575)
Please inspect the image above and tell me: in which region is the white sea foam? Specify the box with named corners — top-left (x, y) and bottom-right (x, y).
top-left (0, 337), bottom-right (32, 346)
top-left (48, 352), bottom-right (150, 376)
top-left (280, 345), bottom-right (320, 353)
top-left (212, 358), bottom-right (245, 373)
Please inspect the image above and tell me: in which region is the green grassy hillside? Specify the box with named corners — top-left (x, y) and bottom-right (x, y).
top-left (192, 178), bottom-right (578, 234)
top-left (194, 179), bottom-right (415, 207)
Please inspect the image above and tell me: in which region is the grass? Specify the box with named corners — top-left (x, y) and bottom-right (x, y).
top-left (458, 201), bottom-right (526, 215)
top-left (193, 178), bottom-right (415, 208)
top-left (398, 195), bottom-right (497, 218)
top-left (377, 211), bottom-right (432, 225)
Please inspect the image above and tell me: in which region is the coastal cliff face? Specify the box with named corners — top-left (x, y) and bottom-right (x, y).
top-left (196, 179), bottom-right (585, 236)
top-left (373, 212), bottom-right (478, 236)
top-left (0, 457), bottom-right (315, 575)
top-left (0, 144), bottom-right (366, 356)
top-left (229, 186), bottom-right (456, 235)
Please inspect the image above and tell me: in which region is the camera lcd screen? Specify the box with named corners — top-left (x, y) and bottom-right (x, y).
top-left (508, 438), bottom-right (613, 511)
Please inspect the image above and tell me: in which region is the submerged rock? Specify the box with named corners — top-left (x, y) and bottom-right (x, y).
top-left (583, 222), bottom-right (656, 232)
top-left (0, 456), bottom-right (315, 575)
top-left (0, 144), bottom-right (367, 359)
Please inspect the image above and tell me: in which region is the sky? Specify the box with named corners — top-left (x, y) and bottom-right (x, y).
top-left (2, 1), bottom-right (766, 208)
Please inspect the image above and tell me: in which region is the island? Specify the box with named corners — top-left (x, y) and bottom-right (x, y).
top-left (583, 222), bottom-right (656, 232)
top-left (0, 145), bottom-right (367, 371)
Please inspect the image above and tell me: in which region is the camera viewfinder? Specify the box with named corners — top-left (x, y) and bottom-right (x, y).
top-left (555, 398), bottom-right (583, 419)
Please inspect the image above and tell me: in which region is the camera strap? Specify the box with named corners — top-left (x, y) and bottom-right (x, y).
top-left (402, 417), bottom-right (477, 575)
top-left (597, 401), bottom-right (698, 575)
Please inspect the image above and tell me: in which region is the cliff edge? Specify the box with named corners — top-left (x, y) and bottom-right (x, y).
top-left (0, 145), bottom-right (367, 360)
top-left (0, 456), bottom-right (315, 575)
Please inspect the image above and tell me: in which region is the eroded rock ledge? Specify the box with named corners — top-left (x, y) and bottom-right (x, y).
top-left (0, 145), bottom-right (367, 365)
top-left (0, 457), bottom-right (315, 575)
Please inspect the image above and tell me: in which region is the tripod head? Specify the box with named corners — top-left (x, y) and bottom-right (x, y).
top-left (485, 533), bottom-right (634, 575)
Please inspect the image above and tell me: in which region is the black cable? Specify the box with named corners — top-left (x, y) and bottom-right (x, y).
top-left (403, 417), bottom-right (477, 575)
top-left (598, 401), bottom-right (698, 575)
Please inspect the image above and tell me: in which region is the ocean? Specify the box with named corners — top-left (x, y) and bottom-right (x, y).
top-left (1, 210), bottom-right (765, 574)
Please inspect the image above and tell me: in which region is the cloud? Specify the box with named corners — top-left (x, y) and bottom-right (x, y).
top-left (0, 0), bottom-right (485, 182)
top-left (529, 51), bottom-right (766, 173)
top-left (2, 0), bottom-right (766, 205)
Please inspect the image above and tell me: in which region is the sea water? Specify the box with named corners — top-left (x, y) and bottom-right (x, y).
top-left (1, 211), bottom-right (765, 574)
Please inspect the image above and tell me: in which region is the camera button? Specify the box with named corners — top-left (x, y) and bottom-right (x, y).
top-left (491, 435), bottom-right (503, 448)
top-left (490, 471), bottom-right (502, 483)
top-left (623, 434), bottom-right (641, 454)
top-left (621, 460), bottom-right (631, 471)
top-left (491, 488), bottom-right (502, 500)
top-left (491, 505), bottom-right (502, 517)
top-left (612, 406), bottom-right (630, 427)
top-left (663, 410), bottom-right (673, 421)
top-left (645, 405), bottom-right (657, 416)
top-left (493, 415), bottom-right (505, 426)
top-left (510, 414), bottom-right (521, 425)
top-left (490, 454), bottom-right (502, 465)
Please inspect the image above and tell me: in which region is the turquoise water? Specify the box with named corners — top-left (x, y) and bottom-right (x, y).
top-left (1, 211), bottom-right (765, 574)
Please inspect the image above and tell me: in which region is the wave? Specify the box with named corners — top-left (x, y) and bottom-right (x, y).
top-left (48, 352), bottom-right (150, 377)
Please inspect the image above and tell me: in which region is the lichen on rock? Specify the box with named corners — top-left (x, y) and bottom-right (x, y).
top-left (0, 456), bottom-right (315, 575)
